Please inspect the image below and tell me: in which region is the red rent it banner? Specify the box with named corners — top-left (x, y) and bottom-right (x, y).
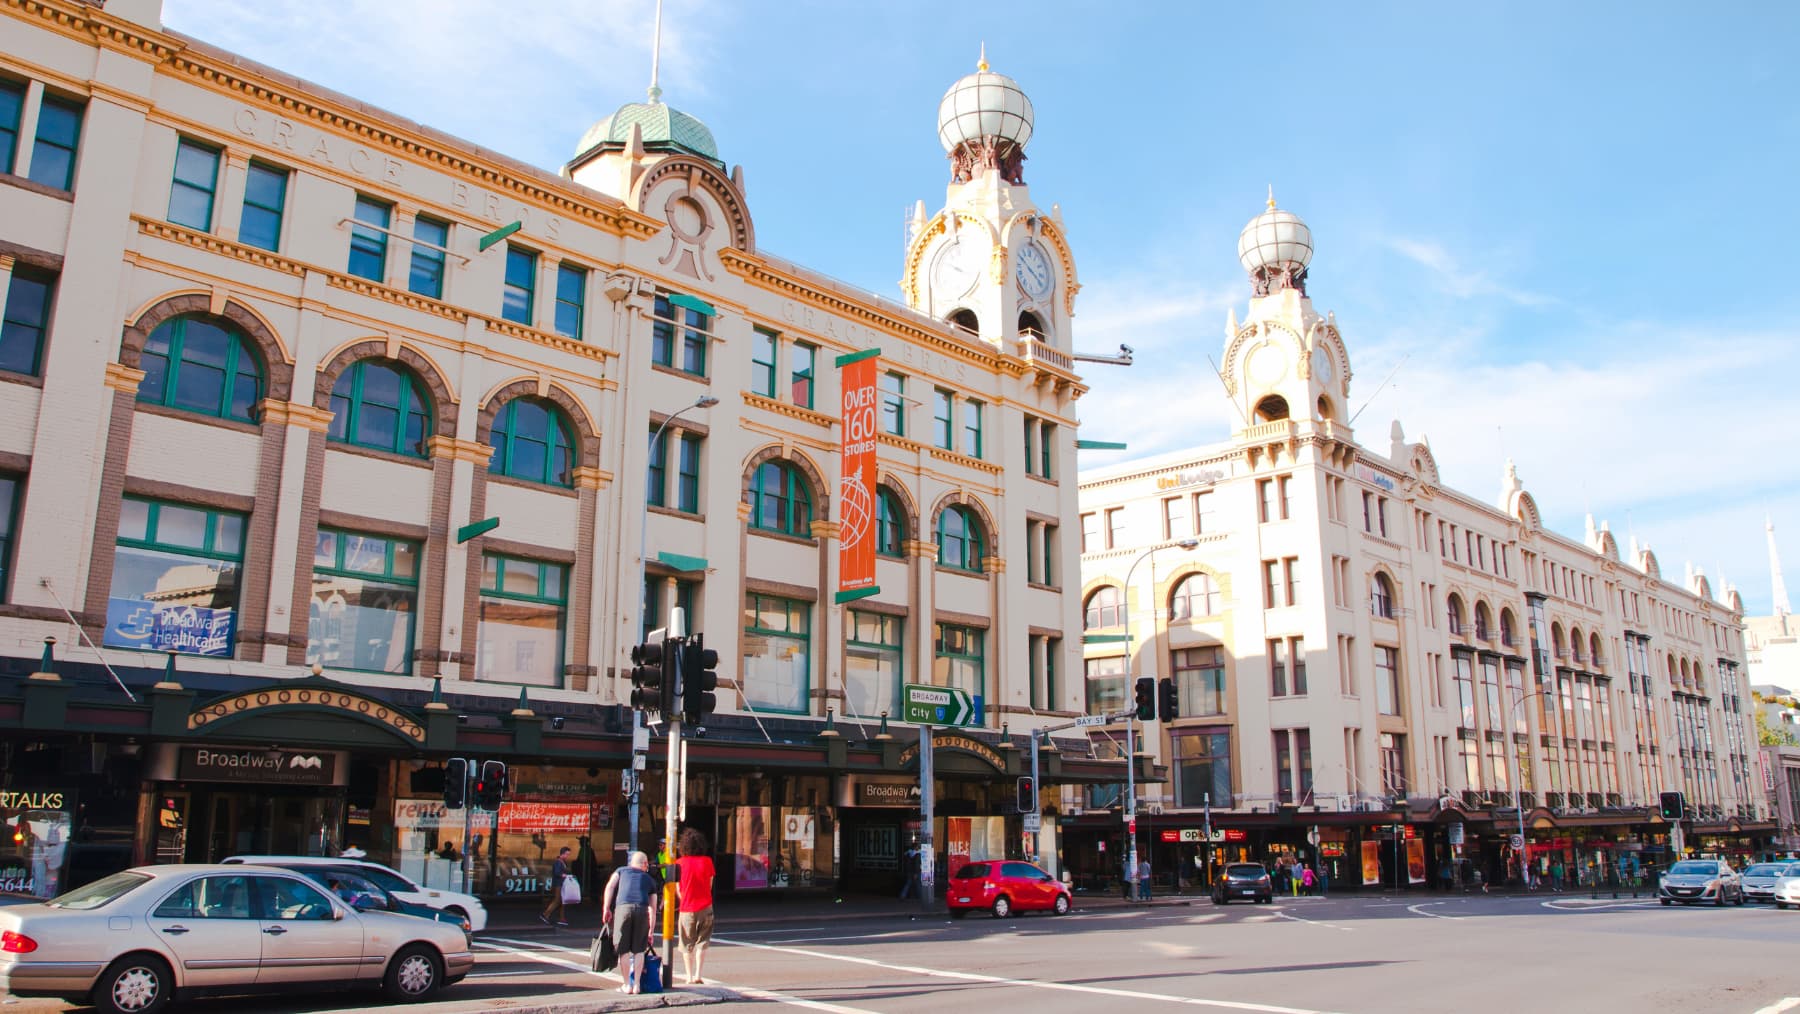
top-left (496, 802), bottom-right (592, 834)
top-left (836, 349), bottom-right (880, 602)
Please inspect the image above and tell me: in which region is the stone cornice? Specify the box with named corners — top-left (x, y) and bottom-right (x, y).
top-left (427, 435), bottom-right (494, 465)
top-left (927, 446), bottom-right (1003, 475)
top-left (324, 274), bottom-right (468, 324)
top-left (744, 391), bottom-right (833, 429)
top-left (135, 216), bottom-right (305, 277)
top-left (482, 317), bottom-right (614, 365)
top-left (260, 400), bottom-right (334, 432)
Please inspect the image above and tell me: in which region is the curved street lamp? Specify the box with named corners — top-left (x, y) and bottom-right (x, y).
top-left (1118, 537), bottom-right (1199, 899)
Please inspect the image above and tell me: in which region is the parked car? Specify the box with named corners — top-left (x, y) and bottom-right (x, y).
top-left (1769, 864), bottom-right (1800, 909)
top-left (1212, 863), bottom-right (1274, 905)
top-left (1657, 859), bottom-right (1745, 906)
top-left (222, 855), bottom-right (487, 931)
top-left (1739, 862), bottom-right (1793, 903)
top-left (271, 864), bottom-right (471, 941)
top-left (946, 860), bottom-right (1072, 918)
top-left (0, 863), bottom-right (473, 1013)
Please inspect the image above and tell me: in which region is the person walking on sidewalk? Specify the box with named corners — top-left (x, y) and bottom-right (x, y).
top-left (1301, 865), bottom-right (1316, 896)
top-left (1137, 858), bottom-right (1152, 901)
top-left (602, 852), bottom-right (660, 995)
top-left (541, 846), bottom-right (574, 926)
top-left (673, 827), bottom-right (716, 986)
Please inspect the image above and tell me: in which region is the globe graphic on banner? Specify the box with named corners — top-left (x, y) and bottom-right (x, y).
top-left (839, 466), bottom-right (872, 549)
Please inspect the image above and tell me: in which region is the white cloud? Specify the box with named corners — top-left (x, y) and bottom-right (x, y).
top-left (1381, 235), bottom-right (1556, 309)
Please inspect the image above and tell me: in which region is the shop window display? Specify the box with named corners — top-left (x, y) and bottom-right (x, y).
top-left (104, 498), bottom-right (244, 656)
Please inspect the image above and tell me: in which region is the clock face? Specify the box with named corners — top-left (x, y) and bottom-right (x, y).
top-left (1311, 346), bottom-right (1335, 384)
top-left (932, 237), bottom-right (979, 299)
top-left (1247, 341), bottom-right (1287, 386)
top-left (1016, 242), bottom-right (1054, 300)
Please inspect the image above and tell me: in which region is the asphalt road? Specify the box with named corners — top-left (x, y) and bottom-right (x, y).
top-left (5, 893), bottom-right (1797, 1014)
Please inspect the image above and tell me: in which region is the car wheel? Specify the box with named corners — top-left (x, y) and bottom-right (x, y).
top-left (1260, 894), bottom-right (1273, 904)
top-left (1661, 898), bottom-right (1671, 906)
top-left (1053, 894), bottom-right (1071, 916)
top-left (1714, 891), bottom-right (1726, 907)
top-left (1778, 901), bottom-right (1790, 910)
top-left (384, 944), bottom-right (442, 1002)
top-left (1734, 889), bottom-right (1745, 907)
top-left (992, 895), bottom-right (1012, 919)
top-left (93, 953), bottom-right (173, 1014)
top-left (444, 905), bottom-right (470, 923)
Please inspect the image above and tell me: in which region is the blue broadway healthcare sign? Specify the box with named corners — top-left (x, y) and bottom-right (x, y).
top-left (105, 598), bottom-right (234, 656)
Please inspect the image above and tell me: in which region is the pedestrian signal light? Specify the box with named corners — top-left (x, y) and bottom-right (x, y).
top-left (1133, 676), bottom-right (1155, 722)
top-left (474, 760), bottom-right (508, 810)
top-left (1157, 677), bottom-right (1178, 723)
top-left (682, 634), bottom-right (720, 724)
top-left (442, 757), bottom-right (467, 810)
top-left (629, 639), bottom-right (667, 712)
top-left (1017, 776), bottom-right (1035, 812)
top-left (1659, 791), bottom-right (1685, 821)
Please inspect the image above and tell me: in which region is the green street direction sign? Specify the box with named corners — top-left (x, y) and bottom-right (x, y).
top-left (902, 683), bottom-right (981, 727)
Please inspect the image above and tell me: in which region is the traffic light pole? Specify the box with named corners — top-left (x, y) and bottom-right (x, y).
top-left (460, 762), bottom-right (474, 893)
top-left (1126, 714), bottom-right (1137, 899)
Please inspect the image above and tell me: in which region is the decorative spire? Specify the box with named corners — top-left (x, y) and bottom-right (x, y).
top-left (977, 41), bottom-right (988, 72)
top-left (647, 0), bottom-right (665, 104)
top-left (1267, 183), bottom-right (1277, 210)
top-left (1772, 517), bottom-right (1792, 618)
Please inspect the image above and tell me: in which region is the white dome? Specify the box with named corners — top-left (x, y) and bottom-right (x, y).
top-left (1237, 204), bottom-right (1313, 275)
top-left (937, 68), bottom-right (1033, 153)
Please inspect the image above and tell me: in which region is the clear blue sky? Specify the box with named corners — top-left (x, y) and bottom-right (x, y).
top-left (164, 0), bottom-right (1800, 615)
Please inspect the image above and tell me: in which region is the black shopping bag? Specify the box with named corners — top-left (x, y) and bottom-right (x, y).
top-left (590, 928), bottom-right (617, 972)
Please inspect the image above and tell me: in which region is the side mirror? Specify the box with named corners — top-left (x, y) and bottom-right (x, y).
top-left (332, 906), bottom-right (346, 921)
top-left (352, 897), bottom-right (381, 912)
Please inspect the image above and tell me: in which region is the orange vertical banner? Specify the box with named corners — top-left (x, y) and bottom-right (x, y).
top-left (835, 348), bottom-right (881, 604)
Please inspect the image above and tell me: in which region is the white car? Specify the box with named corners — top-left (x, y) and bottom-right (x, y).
top-left (1770, 863), bottom-right (1800, 909)
top-left (223, 856), bottom-right (487, 932)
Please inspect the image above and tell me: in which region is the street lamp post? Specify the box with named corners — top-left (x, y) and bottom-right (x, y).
top-left (1508, 687), bottom-right (1556, 889)
top-left (1120, 537), bottom-right (1198, 900)
top-left (629, 395), bottom-right (719, 855)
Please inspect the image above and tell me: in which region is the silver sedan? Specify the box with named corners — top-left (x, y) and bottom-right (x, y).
top-left (0, 863), bottom-right (474, 1013)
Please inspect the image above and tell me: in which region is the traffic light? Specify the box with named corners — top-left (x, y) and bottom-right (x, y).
top-left (682, 634), bottom-right (720, 724)
top-left (1134, 676), bottom-right (1155, 721)
top-left (474, 760), bottom-right (507, 810)
top-left (1016, 776), bottom-right (1036, 813)
top-left (442, 758), bottom-right (467, 810)
top-left (1157, 677), bottom-right (1178, 723)
top-left (629, 638), bottom-right (668, 712)
top-left (1659, 791), bottom-right (1686, 821)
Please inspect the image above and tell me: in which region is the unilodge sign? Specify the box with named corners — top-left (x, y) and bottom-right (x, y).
top-left (178, 747), bottom-right (336, 785)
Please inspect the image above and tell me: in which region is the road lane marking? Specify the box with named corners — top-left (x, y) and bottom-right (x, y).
top-left (1753, 999), bottom-right (1800, 1014)
top-left (1273, 909), bottom-right (1353, 931)
top-left (1405, 903), bottom-right (1460, 920)
top-left (489, 936), bottom-right (873, 1013)
top-left (715, 936), bottom-right (1335, 1013)
top-left (1539, 899), bottom-right (1659, 911)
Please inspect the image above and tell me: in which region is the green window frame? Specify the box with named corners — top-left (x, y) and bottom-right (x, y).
top-left (880, 371), bottom-right (905, 436)
top-left (790, 342), bottom-right (816, 408)
top-left (935, 504), bottom-right (984, 572)
top-left (875, 488), bottom-right (906, 557)
top-left (327, 359), bottom-right (432, 457)
top-left (489, 398), bottom-right (574, 487)
top-left (750, 328), bottom-right (777, 397)
top-left (651, 294), bottom-right (709, 375)
top-left (408, 215), bottom-right (449, 299)
top-left (742, 592), bottom-right (810, 714)
top-left (502, 244), bottom-right (536, 325)
top-left (106, 497), bottom-right (246, 656)
top-left (931, 389), bottom-right (953, 449)
top-left (348, 195), bottom-right (390, 281)
top-left (646, 426), bottom-right (669, 508)
top-left (477, 553), bottom-right (568, 688)
top-left (0, 267), bottom-right (53, 377)
top-left (27, 94), bottom-right (81, 191)
top-left (168, 138), bottom-right (221, 231)
top-left (0, 80), bottom-right (21, 175)
top-left (0, 474), bottom-right (19, 601)
top-left (675, 432), bottom-right (701, 513)
top-left (961, 399), bottom-right (983, 458)
top-left (307, 528), bottom-right (420, 675)
top-left (933, 622), bottom-right (985, 703)
top-left (238, 161), bottom-right (288, 252)
top-left (846, 610), bottom-right (903, 718)
top-left (553, 263), bottom-right (586, 339)
top-left (749, 461), bottom-right (813, 537)
top-left (1038, 420), bottom-right (1055, 477)
top-left (137, 314), bottom-right (264, 422)
top-left (642, 575), bottom-right (700, 643)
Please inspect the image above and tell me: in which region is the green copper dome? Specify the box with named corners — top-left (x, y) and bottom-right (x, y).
top-left (575, 94), bottom-right (720, 164)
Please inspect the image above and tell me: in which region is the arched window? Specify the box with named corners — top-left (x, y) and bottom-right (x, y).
top-left (1018, 310), bottom-right (1047, 338)
top-left (1084, 585), bottom-right (1124, 629)
top-left (748, 461), bottom-right (813, 537)
top-left (1370, 573), bottom-right (1394, 619)
top-left (489, 397), bottom-right (574, 487)
top-left (948, 308), bottom-right (979, 334)
top-left (1170, 573), bottom-right (1219, 620)
top-left (138, 314), bottom-right (265, 422)
top-left (936, 505), bottom-right (985, 572)
top-left (1446, 594), bottom-right (1465, 636)
top-left (1569, 627), bottom-right (1584, 663)
top-left (1589, 633), bottom-right (1603, 669)
top-left (1254, 395), bottom-right (1289, 422)
top-left (328, 359), bottom-right (432, 457)
top-left (875, 487), bottom-right (907, 557)
top-left (1474, 603), bottom-right (1492, 641)
top-left (1317, 395), bottom-right (1334, 421)
top-left (1499, 609), bottom-right (1518, 648)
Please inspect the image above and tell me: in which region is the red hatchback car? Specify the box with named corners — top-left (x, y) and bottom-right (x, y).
top-left (947, 860), bottom-right (1072, 918)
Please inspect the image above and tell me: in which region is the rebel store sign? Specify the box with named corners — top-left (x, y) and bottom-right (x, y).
top-left (178, 747), bottom-right (337, 785)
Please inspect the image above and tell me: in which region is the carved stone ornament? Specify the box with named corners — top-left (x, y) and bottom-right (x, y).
top-left (948, 137), bottom-right (1027, 185)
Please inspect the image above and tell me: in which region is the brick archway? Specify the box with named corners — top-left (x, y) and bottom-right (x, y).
top-left (313, 340), bottom-right (457, 438)
top-left (476, 379), bottom-right (601, 471)
top-left (122, 293), bottom-right (295, 402)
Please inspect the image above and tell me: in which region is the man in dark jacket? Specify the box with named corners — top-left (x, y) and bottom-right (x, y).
top-left (541, 845), bottom-right (573, 926)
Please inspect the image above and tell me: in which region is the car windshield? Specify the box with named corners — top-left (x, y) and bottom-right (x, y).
top-left (1667, 861), bottom-right (1719, 876)
top-left (1226, 865), bottom-right (1266, 878)
top-left (47, 871), bottom-right (152, 910)
top-left (1744, 864), bottom-right (1786, 876)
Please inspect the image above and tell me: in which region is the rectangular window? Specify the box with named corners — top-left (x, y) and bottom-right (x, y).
top-left (846, 610), bottom-right (903, 719)
top-left (1195, 491), bottom-right (1215, 534)
top-left (743, 593), bottom-right (810, 713)
top-left (1173, 645), bottom-right (1225, 717)
top-left (931, 389), bottom-right (954, 448)
top-left (652, 295), bottom-right (710, 375)
top-left (1291, 636), bottom-right (1307, 695)
top-left (0, 474), bottom-right (19, 600)
top-left (476, 555), bottom-right (567, 692)
top-left (934, 622), bottom-right (984, 701)
top-left (1270, 637), bottom-right (1288, 697)
top-left (306, 529), bottom-right (419, 674)
top-left (1375, 645), bottom-right (1401, 716)
top-left (1263, 560), bottom-right (1280, 609)
top-left (1283, 557), bottom-right (1300, 606)
top-left (880, 371), bottom-right (905, 436)
top-left (1339, 634), bottom-right (1357, 696)
top-left (1106, 507), bottom-right (1126, 550)
top-left (1173, 728), bottom-right (1232, 809)
top-left (646, 426), bottom-right (668, 508)
top-left (675, 432), bottom-right (701, 513)
top-left (501, 244), bottom-right (536, 325)
top-left (1079, 512), bottom-right (1097, 553)
top-left (790, 341), bottom-right (816, 408)
top-left (1277, 475), bottom-right (1292, 519)
top-left (751, 329), bottom-right (777, 397)
top-left (237, 161), bottom-right (288, 252)
top-left (104, 498), bottom-right (245, 657)
top-left (27, 95), bottom-right (82, 190)
top-left (408, 215), bottom-right (450, 299)
top-left (1381, 733), bottom-right (1407, 796)
top-left (168, 138), bottom-right (221, 231)
top-left (554, 263), bottom-right (587, 339)
top-left (961, 399), bottom-right (983, 458)
top-left (1361, 491), bottom-right (1373, 533)
top-left (0, 267), bottom-right (54, 377)
top-left (347, 195), bottom-right (391, 281)
top-left (1258, 479), bottom-right (1275, 524)
top-left (1162, 495), bottom-right (1191, 540)
top-left (1376, 497), bottom-right (1388, 538)
top-left (1085, 655), bottom-right (1127, 716)
top-left (0, 80), bottom-right (21, 174)
top-left (640, 575), bottom-right (700, 644)
top-left (1037, 420), bottom-right (1054, 477)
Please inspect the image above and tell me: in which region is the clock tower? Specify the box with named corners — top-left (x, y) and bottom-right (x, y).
top-left (901, 51), bottom-right (1077, 353)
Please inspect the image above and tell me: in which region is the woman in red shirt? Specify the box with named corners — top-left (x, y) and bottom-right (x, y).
top-left (673, 827), bottom-right (716, 985)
